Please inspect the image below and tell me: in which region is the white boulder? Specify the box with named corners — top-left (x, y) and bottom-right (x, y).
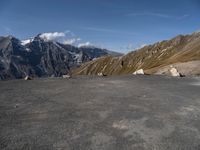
top-left (98, 72), bottom-right (103, 76)
top-left (98, 72), bottom-right (107, 76)
top-left (169, 67), bottom-right (180, 77)
top-left (24, 76), bottom-right (32, 80)
top-left (133, 69), bottom-right (144, 75)
top-left (62, 75), bottom-right (71, 79)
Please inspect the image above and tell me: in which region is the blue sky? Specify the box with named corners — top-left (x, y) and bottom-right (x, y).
top-left (0, 0), bottom-right (200, 52)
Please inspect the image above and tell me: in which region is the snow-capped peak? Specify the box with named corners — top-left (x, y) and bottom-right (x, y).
top-left (21, 38), bottom-right (33, 46)
top-left (21, 31), bottom-right (95, 49)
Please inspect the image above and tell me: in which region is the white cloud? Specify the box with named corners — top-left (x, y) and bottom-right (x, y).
top-left (39, 32), bottom-right (65, 41)
top-left (38, 31), bottom-right (87, 46)
top-left (134, 44), bottom-right (147, 50)
top-left (139, 44), bottom-right (147, 48)
top-left (21, 31), bottom-right (82, 46)
top-left (126, 44), bottom-right (134, 50)
top-left (22, 31), bottom-right (95, 48)
top-left (63, 38), bottom-right (81, 45)
top-left (126, 43), bottom-right (147, 50)
top-left (124, 43), bottom-right (147, 53)
top-left (127, 12), bottom-right (190, 20)
top-left (177, 14), bottom-right (190, 20)
top-left (78, 42), bottom-right (92, 47)
top-left (127, 12), bottom-right (171, 18)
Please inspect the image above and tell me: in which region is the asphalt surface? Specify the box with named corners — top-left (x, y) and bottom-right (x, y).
top-left (0, 75), bottom-right (200, 150)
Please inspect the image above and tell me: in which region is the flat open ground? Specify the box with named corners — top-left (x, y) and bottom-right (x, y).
top-left (0, 75), bottom-right (200, 150)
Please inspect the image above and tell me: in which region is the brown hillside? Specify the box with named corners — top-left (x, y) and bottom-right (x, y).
top-left (73, 31), bottom-right (200, 75)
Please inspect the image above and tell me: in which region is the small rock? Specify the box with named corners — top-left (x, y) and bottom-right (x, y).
top-left (24, 76), bottom-right (32, 80)
top-left (14, 104), bottom-right (19, 108)
top-left (62, 75), bottom-right (71, 79)
top-left (98, 72), bottom-right (107, 76)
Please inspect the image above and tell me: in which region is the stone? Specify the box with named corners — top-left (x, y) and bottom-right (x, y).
top-left (62, 75), bottom-right (71, 79)
top-left (169, 67), bottom-right (180, 77)
top-left (24, 76), bottom-right (32, 80)
top-left (98, 72), bottom-right (107, 76)
top-left (133, 69), bottom-right (144, 75)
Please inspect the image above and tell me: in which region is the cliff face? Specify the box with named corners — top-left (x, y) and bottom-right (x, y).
top-left (73, 31), bottom-right (200, 75)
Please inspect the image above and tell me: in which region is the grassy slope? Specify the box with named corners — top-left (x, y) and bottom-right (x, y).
top-left (73, 32), bottom-right (200, 75)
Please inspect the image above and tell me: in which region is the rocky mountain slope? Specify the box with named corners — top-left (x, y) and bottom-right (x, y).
top-left (73, 31), bottom-right (200, 76)
top-left (154, 60), bottom-right (200, 76)
top-left (0, 34), bottom-right (121, 80)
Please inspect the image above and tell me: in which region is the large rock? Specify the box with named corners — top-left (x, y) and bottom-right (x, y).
top-left (169, 67), bottom-right (180, 77)
top-left (155, 61), bottom-right (200, 76)
top-left (133, 69), bottom-right (144, 75)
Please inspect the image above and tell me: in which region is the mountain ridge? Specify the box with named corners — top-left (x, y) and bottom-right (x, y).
top-left (73, 31), bottom-right (200, 76)
top-left (0, 34), bottom-right (122, 80)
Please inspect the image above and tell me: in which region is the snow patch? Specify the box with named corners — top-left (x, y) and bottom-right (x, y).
top-left (25, 48), bottom-right (31, 52)
top-left (21, 39), bottom-right (33, 45)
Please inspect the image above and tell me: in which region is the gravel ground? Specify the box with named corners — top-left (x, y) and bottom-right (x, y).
top-left (0, 75), bottom-right (200, 150)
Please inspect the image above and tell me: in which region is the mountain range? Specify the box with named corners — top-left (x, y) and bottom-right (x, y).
top-left (73, 31), bottom-right (200, 76)
top-left (0, 34), bottom-right (121, 80)
top-left (1, 30), bottom-right (200, 80)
